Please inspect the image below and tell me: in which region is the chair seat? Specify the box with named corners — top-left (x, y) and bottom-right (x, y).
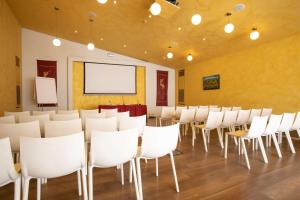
top-left (227, 130), bottom-right (247, 137)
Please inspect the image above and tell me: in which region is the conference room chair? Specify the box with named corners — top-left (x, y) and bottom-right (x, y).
top-left (225, 116), bottom-right (269, 170)
top-left (0, 138), bottom-right (21, 200)
top-left (79, 109), bottom-right (99, 117)
top-left (52, 113), bottom-right (80, 121)
top-left (158, 106), bottom-right (175, 126)
top-left (116, 111), bottom-right (130, 128)
top-left (100, 108), bottom-right (118, 118)
top-left (32, 110), bottom-right (56, 119)
top-left (175, 109), bottom-right (196, 138)
top-left (147, 106), bottom-right (162, 120)
top-left (136, 124), bottom-right (180, 200)
top-left (85, 117), bottom-right (118, 142)
top-left (234, 110), bottom-right (251, 130)
top-left (261, 114), bottom-right (283, 158)
top-left (277, 113), bottom-right (296, 154)
top-left (0, 121), bottom-right (41, 162)
top-left (4, 111), bottom-right (30, 123)
top-left (291, 112), bottom-right (300, 138)
top-left (209, 105), bottom-right (218, 108)
top-left (20, 132), bottom-right (88, 200)
top-left (188, 106), bottom-right (198, 110)
top-left (0, 115), bottom-right (15, 124)
top-left (261, 108), bottom-right (272, 118)
top-left (232, 106), bottom-right (242, 111)
top-left (57, 109), bottom-right (79, 114)
top-left (199, 105), bottom-right (209, 109)
top-left (88, 129), bottom-right (140, 200)
top-left (175, 106), bottom-right (188, 119)
top-left (248, 109), bottom-right (262, 125)
top-left (81, 112), bottom-right (106, 129)
top-left (209, 107), bottom-right (221, 112)
top-left (194, 111), bottom-right (224, 152)
top-left (194, 108), bottom-right (209, 125)
top-left (19, 114), bottom-right (50, 137)
top-left (221, 107), bottom-right (232, 112)
top-left (220, 110), bottom-right (238, 145)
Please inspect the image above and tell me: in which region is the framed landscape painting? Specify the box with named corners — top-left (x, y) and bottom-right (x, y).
top-left (203, 74), bottom-right (220, 90)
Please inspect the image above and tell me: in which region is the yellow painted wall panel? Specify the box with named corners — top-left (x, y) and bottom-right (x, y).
top-left (72, 62), bottom-right (145, 109)
top-left (184, 34), bottom-right (300, 114)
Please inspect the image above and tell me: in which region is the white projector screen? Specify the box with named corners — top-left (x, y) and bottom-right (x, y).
top-left (84, 62), bottom-right (136, 94)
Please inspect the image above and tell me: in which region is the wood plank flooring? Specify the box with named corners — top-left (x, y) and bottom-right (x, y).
top-left (1, 119), bottom-right (300, 200)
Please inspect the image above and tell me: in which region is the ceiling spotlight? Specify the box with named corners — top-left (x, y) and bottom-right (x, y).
top-left (144, 50), bottom-right (148, 54)
top-left (123, 44), bottom-right (127, 48)
top-left (250, 28), bottom-right (260, 40)
top-left (187, 54), bottom-right (193, 61)
top-left (97, 0), bottom-right (108, 4)
top-left (167, 52), bottom-right (173, 59)
top-left (191, 14), bottom-right (202, 25)
top-left (150, 2), bottom-right (161, 16)
top-left (224, 23), bottom-right (234, 33)
top-left (100, 37), bottom-right (104, 41)
top-left (52, 38), bottom-right (61, 47)
top-left (113, 0), bottom-right (117, 4)
top-left (87, 42), bottom-right (95, 50)
top-left (202, 38), bottom-right (206, 41)
top-left (178, 27), bottom-right (182, 31)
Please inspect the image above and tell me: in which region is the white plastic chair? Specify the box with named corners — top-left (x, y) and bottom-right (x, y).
top-left (194, 111), bottom-right (224, 152)
top-left (158, 106), bottom-right (175, 126)
top-left (178, 109), bottom-right (196, 138)
top-left (19, 114), bottom-right (50, 137)
top-left (261, 108), bottom-right (272, 117)
top-left (225, 116), bottom-right (268, 169)
top-left (79, 109), bottom-right (98, 118)
top-left (232, 106), bottom-right (242, 111)
top-left (221, 107), bottom-right (232, 112)
top-left (209, 107), bottom-right (221, 112)
top-left (85, 117), bottom-right (118, 142)
top-left (175, 106), bottom-right (188, 119)
top-left (235, 110), bottom-right (251, 130)
top-left (100, 108), bottom-right (118, 118)
top-left (4, 111), bottom-right (30, 123)
top-left (277, 113), bottom-right (296, 153)
top-left (188, 106), bottom-right (198, 110)
top-left (20, 132), bottom-right (87, 200)
top-left (262, 114), bottom-right (283, 158)
top-left (81, 112), bottom-right (106, 129)
top-left (44, 119), bottom-right (82, 138)
top-left (248, 109), bottom-right (262, 124)
top-left (209, 105), bottom-right (218, 108)
top-left (32, 110), bottom-right (56, 119)
top-left (116, 111), bottom-right (130, 128)
top-left (57, 110), bottom-right (78, 114)
top-left (291, 112), bottom-right (300, 138)
top-left (119, 115), bottom-right (146, 136)
top-left (220, 111), bottom-right (239, 146)
top-left (0, 138), bottom-right (21, 200)
top-left (199, 106), bottom-right (209, 109)
top-left (52, 113), bottom-right (80, 121)
top-left (0, 115), bottom-right (15, 124)
top-left (88, 129), bottom-right (139, 200)
top-left (194, 108), bottom-right (209, 124)
top-left (136, 124), bottom-right (180, 200)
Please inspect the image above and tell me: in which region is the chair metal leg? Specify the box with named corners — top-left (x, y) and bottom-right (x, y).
top-left (81, 169), bottom-right (88, 200)
top-left (131, 159), bottom-right (140, 200)
top-left (201, 129), bottom-right (208, 152)
top-left (217, 128), bottom-right (224, 149)
top-left (192, 125), bottom-right (196, 147)
top-left (257, 136), bottom-right (268, 163)
top-left (285, 131), bottom-right (296, 153)
top-left (121, 164), bottom-right (124, 185)
top-left (77, 170), bottom-right (82, 196)
top-left (241, 139), bottom-right (250, 170)
top-left (14, 177), bottom-right (21, 200)
top-left (22, 177), bottom-right (30, 200)
top-left (88, 166), bottom-right (93, 200)
top-left (271, 133), bottom-right (282, 158)
top-left (37, 178), bottom-right (41, 200)
top-left (136, 158), bottom-right (143, 200)
top-left (224, 133), bottom-right (228, 159)
top-left (170, 152), bottom-right (179, 192)
top-left (155, 158), bottom-right (159, 177)
top-left (129, 162), bottom-right (133, 183)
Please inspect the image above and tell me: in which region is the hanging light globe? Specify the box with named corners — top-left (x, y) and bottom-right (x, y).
top-left (87, 42), bottom-right (95, 50)
top-left (167, 52), bottom-right (173, 59)
top-left (187, 54), bottom-right (193, 61)
top-left (191, 14), bottom-right (202, 25)
top-left (224, 23), bottom-right (235, 33)
top-left (97, 0), bottom-right (108, 4)
top-left (150, 2), bottom-right (161, 16)
top-left (250, 30), bottom-right (260, 40)
top-left (52, 38), bottom-right (61, 46)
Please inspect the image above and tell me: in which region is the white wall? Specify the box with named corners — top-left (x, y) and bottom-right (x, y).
top-left (22, 28), bottom-right (175, 110)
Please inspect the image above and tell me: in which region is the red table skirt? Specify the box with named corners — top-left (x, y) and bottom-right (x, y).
top-left (98, 104), bottom-right (147, 117)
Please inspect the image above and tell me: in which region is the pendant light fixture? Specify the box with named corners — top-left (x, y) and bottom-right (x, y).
top-left (250, 27), bottom-right (260, 40)
top-left (97, 0), bottom-right (108, 4)
top-left (224, 12), bottom-right (234, 33)
top-left (150, 2), bottom-right (161, 16)
top-left (87, 18), bottom-right (95, 51)
top-left (52, 7), bottom-right (61, 47)
top-left (191, 14), bottom-right (202, 25)
top-left (187, 54), bottom-right (193, 62)
top-left (166, 46), bottom-right (173, 59)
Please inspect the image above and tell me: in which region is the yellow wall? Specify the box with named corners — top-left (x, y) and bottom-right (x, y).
top-left (0, 0), bottom-right (21, 115)
top-left (184, 33), bottom-right (300, 114)
top-left (72, 62), bottom-right (145, 109)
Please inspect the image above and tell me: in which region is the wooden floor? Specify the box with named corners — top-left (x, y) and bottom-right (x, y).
top-left (2, 119), bottom-right (300, 200)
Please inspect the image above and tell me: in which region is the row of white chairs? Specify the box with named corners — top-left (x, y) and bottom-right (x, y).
top-left (0, 123), bottom-right (180, 200)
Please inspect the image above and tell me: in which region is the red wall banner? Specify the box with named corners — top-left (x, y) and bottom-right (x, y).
top-left (156, 70), bottom-right (168, 106)
top-left (37, 60), bottom-right (57, 82)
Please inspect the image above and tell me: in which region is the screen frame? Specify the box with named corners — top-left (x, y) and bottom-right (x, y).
top-left (83, 62), bottom-right (137, 95)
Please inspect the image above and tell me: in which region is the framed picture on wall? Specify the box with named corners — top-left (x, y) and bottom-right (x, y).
top-left (203, 74), bottom-right (220, 90)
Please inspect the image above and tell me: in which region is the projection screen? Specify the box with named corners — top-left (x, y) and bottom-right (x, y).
top-left (84, 62), bottom-right (136, 94)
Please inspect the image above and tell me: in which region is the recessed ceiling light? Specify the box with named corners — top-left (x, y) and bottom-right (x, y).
top-left (74, 30), bottom-right (78, 33)
top-left (149, 14), bottom-right (152, 18)
top-left (144, 50), bottom-right (148, 54)
top-left (202, 38), bottom-right (206, 41)
top-left (144, 19), bottom-right (148, 23)
top-left (191, 14), bottom-right (202, 25)
top-left (100, 37), bottom-right (104, 41)
top-left (123, 44), bottom-right (127, 48)
top-left (113, 0), bottom-right (117, 4)
top-left (178, 27), bottom-right (182, 31)
top-left (235, 3), bottom-right (246, 12)
top-left (97, 0), bottom-right (108, 4)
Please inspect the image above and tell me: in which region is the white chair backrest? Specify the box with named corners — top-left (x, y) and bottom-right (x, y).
top-left (236, 110), bottom-right (251, 125)
top-left (175, 106), bottom-right (187, 118)
top-left (119, 115), bottom-right (146, 136)
top-left (0, 116), bottom-right (15, 124)
top-left (248, 109), bottom-right (262, 123)
top-left (179, 109), bottom-right (195, 123)
top-left (57, 110), bottom-right (78, 114)
top-left (4, 111), bottom-right (30, 123)
top-left (85, 117), bottom-right (118, 141)
top-left (161, 106), bottom-right (175, 119)
top-left (278, 113), bottom-right (296, 132)
top-left (32, 110), bottom-right (56, 119)
top-left (101, 108), bottom-right (118, 118)
top-left (19, 114), bottom-right (50, 136)
top-left (20, 132), bottom-right (85, 178)
top-left (116, 111), bottom-right (130, 127)
top-left (194, 108), bottom-right (209, 122)
top-left (52, 113), bottom-right (79, 121)
top-left (0, 138), bottom-right (19, 187)
top-left (205, 111), bottom-right (224, 129)
top-left (209, 107), bottom-right (221, 112)
top-left (221, 107), bottom-right (232, 112)
top-left (247, 116), bottom-right (268, 138)
top-left (188, 106), bottom-right (198, 110)
top-left (265, 115), bottom-right (283, 135)
top-left (261, 108), bottom-right (272, 117)
top-left (79, 109), bottom-right (98, 117)
top-left (0, 121), bottom-right (41, 152)
top-left (81, 112), bottom-right (106, 129)
top-left (292, 112), bottom-right (300, 130)
top-left (147, 106), bottom-right (162, 117)
top-left (232, 106), bottom-right (242, 111)
top-left (209, 105), bottom-right (218, 108)
top-left (90, 129), bottom-right (139, 168)
top-left (141, 123), bottom-right (180, 158)
top-left (222, 111), bottom-right (238, 127)
top-left (199, 106), bottom-right (209, 109)
top-left (45, 119), bottom-right (82, 138)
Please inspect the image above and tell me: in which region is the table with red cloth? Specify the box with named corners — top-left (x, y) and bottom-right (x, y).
top-left (98, 104), bottom-right (147, 117)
